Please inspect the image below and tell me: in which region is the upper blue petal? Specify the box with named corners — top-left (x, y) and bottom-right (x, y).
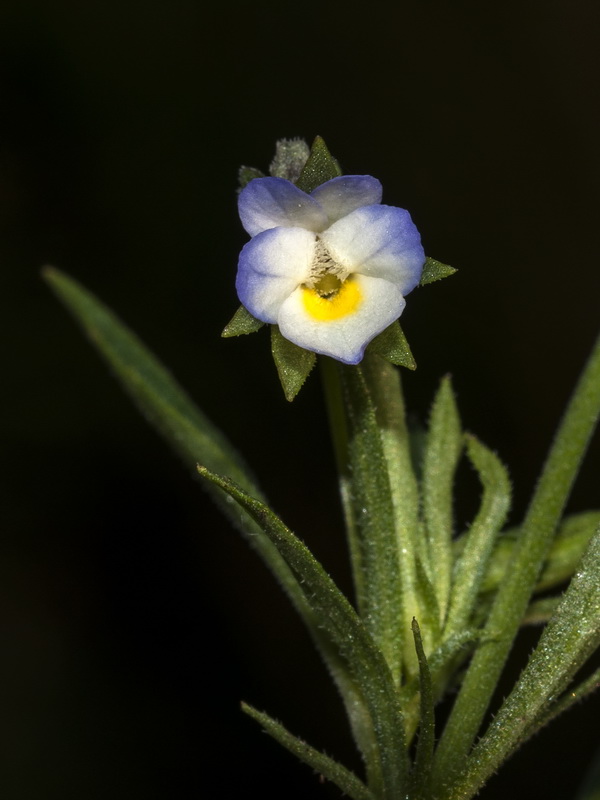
top-left (310, 175), bottom-right (382, 224)
top-left (238, 177), bottom-right (328, 237)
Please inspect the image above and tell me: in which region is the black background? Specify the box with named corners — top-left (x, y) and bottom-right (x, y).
top-left (1, 0), bottom-right (599, 797)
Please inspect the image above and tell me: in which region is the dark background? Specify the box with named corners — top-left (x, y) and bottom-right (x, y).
top-left (1, 0), bottom-right (599, 797)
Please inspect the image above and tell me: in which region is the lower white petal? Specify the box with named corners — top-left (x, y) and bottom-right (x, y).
top-left (277, 274), bottom-right (406, 365)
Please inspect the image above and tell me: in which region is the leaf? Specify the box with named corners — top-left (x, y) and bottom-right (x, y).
top-left (420, 257), bottom-right (457, 286)
top-left (410, 619), bottom-right (435, 800)
top-left (413, 555), bottom-right (441, 642)
top-left (221, 304), bottom-right (265, 336)
top-left (242, 703), bottom-right (375, 800)
top-left (400, 629), bottom-right (483, 709)
top-left (270, 325), bottom-right (316, 401)
top-left (44, 267), bottom-right (380, 789)
top-left (445, 435), bottom-right (511, 635)
top-left (422, 376), bottom-right (463, 618)
top-left (294, 135), bottom-right (342, 193)
top-left (521, 595), bottom-right (561, 625)
top-left (43, 268), bottom-right (262, 499)
top-left (473, 510), bottom-right (600, 595)
top-left (368, 322), bottom-right (417, 370)
top-left (43, 268), bottom-right (319, 650)
top-left (433, 332), bottom-right (600, 796)
top-left (400, 627), bottom-right (484, 745)
top-left (452, 525), bottom-right (600, 800)
top-left (197, 466), bottom-right (409, 800)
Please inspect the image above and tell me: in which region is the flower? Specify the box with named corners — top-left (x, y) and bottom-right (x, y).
top-left (236, 175), bottom-right (425, 365)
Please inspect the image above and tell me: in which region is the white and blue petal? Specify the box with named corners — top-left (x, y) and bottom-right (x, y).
top-left (238, 177), bottom-right (328, 237)
top-left (236, 226), bottom-right (316, 322)
top-left (310, 175), bottom-right (382, 224)
top-left (277, 274), bottom-right (406, 365)
top-left (321, 204), bottom-right (425, 295)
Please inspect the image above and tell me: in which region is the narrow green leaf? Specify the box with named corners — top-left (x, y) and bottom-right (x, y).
top-left (43, 269), bottom-right (369, 745)
top-left (413, 555), bottom-right (441, 642)
top-left (295, 135), bottom-right (342, 193)
top-left (400, 627), bottom-right (485, 745)
top-left (410, 619), bottom-right (435, 800)
top-left (222, 304), bottom-right (265, 337)
top-left (522, 595), bottom-right (561, 624)
top-left (368, 322), bottom-right (417, 369)
top-left (433, 333), bottom-right (600, 798)
top-left (451, 526), bottom-right (600, 800)
top-left (242, 703), bottom-right (375, 800)
top-left (445, 435), bottom-right (511, 635)
top-left (420, 257), bottom-right (457, 286)
top-left (341, 365), bottom-right (405, 682)
top-left (422, 376), bottom-right (462, 619)
top-left (43, 267), bottom-right (388, 793)
top-left (426, 629), bottom-right (484, 700)
top-left (197, 466), bottom-right (409, 800)
top-left (271, 325), bottom-right (316, 401)
top-left (400, 629), bottom-right (483, 712)
top-left (43, 268), bottom-right (262, 499)
top-left (473, 510), bottom-right (600, 595)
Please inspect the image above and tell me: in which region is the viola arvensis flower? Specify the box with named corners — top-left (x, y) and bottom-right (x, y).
top-left (236, 175), bottom-right (425, 364)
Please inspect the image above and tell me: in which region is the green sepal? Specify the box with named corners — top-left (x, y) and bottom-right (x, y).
top-left (222, 304), bottom-right (265, 337)
top-left (271, 325), bottom-right (316, 401)
top-left (294, 135), bottom-right (342, 193)
top-left (238, 165), bottom-right (265, 190)
top-left (409, 619), bottom-right (435, 800)
top-left (420, 257), bottom-right (457, 286)
top-left (367, 321), bottom-right (417, 370)
top-left (242, 703), bottom-right (375, 800)
top-left (196, 465), bottom-right (409, 800)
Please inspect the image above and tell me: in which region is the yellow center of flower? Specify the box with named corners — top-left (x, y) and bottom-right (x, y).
top-left (301, 275), bottom-right (362, 321)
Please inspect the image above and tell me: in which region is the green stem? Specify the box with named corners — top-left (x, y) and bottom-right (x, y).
top-left (321, 355), bottom-right (407, 684)
top-left (432, 333), bottom-right (600, 798)
top-left (360, 356), bottom-right (422, 672)
top-left (320, 356), bottom-right (367, 613)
